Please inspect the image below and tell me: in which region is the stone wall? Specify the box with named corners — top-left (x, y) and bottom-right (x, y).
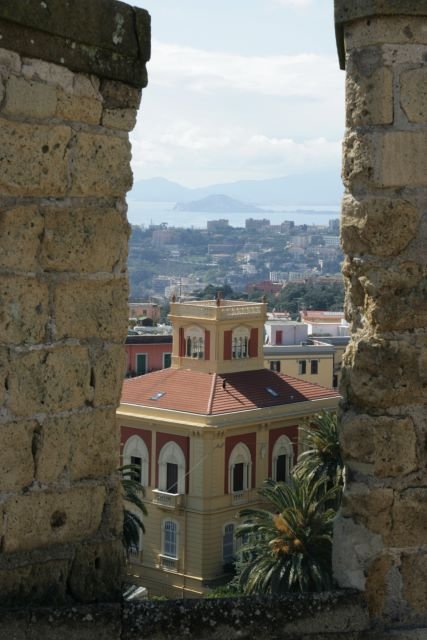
top-left (0, 1), bottom-right (150, 604)
top-left (334, 0), bottom-right (427, 629)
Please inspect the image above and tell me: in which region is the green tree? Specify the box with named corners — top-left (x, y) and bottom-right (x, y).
top-left (235, 477), bottom-right (338, 594)
top-left (120, 464), bottom-right (147, 558)
top-left (293, 411), bottom-right (343, 494)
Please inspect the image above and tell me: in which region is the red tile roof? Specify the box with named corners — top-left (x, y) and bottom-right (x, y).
top-left (121, 368), bottom-right (339, 416)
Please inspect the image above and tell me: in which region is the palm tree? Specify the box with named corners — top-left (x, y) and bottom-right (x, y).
top-left (293, 411), bottom-right (343, 493)
top-left (235, 476), bottom-right (338, 594)
top-left (119, 464), bottom-right (147, 557)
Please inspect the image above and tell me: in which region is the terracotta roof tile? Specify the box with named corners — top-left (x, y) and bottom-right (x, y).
top-left (121, 368), bottom-right (339, 416)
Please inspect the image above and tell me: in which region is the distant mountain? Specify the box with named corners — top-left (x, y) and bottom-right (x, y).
top-left (174, 194), bottom-right (268, 214)
top-left (130, 171), bottom-right (342, 206)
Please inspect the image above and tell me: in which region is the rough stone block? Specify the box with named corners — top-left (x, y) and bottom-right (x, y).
top-left (343, 336), bottom-right (427, 409)
top-left (341, 195), bottom-right (420, 257)
top-left (56, 89), bottom-right (102, 125)
top-left (342, 131), bottom-right (373, 189)
top-left (401, 552), bottom-right (427, 614)
top-left (0, 118), bottom-right (71, 196)
top-left (0, 275), bottom-right (48, 345)
top-left (70, 132), bottom-right (132, 196)
top-left (41, 207), bottom-right (129, 273)
top-left (3, 485), bottom-right (106, 552)
top-left (389, 489), bottom-right (427, 546)
top-left (401, 68), bottom-right (427, 123)
top-left (8, 346), bottom-right (92, 417)
top-left (0, 420), bottom-right (35, 491)
top-left (376, 131), bottom-right (427, 187)
top-left (341, 486), bottom-right (394, 537)
top-left (3, 76), bottom-right (57, 118)
top-left (346, 47), bottom-right (393, 126)
top-left (100, 79), bottom-right (141, 109)
top-left (344, 16), bottom-right (427, 50)
top-left (0, 47), bottom-right (21, 74)
top-left (40, 206), bottom-right (129, 273)
top-left (91, 344), bottom-right (126, 407)
top-left (365, 554), bottom-right (394, 620)
top-left (36, 408), bottom-right (118, 484)
top-left (54, 278), bottom-right (128, 341)
top-left (340, 413), bottom-right (419, 477)
top-left (102, 108), bottom-right (137, 131)
top-left (21, 57), bottom-right (74, 92)
top-left (68, 540), bottom-right (123, 603)
top-left (0, 558), bottom-right (70, 607)
top-left (0, 205), bottom-right (43, 271)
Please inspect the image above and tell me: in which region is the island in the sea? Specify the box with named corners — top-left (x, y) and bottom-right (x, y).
top-left (174, 194), bottom-right (270, 214)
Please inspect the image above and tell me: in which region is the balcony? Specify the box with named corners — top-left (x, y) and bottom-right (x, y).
top-left (152, 489), bottom-right (183, 509)
top-left (231, 490), bottom-right (249, 506)
top-left (158, 554), bottom-right (179, 572)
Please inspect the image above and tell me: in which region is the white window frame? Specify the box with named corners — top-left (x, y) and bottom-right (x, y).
top-left (162, 519), bottom-right (179, 559)
top-left (123, 435), bottom-right (149, 487)
top-left (231, 326), bottom-right (250, 359)
top-left (158, 441), bottom-right (186, 495)
top-left (184, 325), bottom-right (204, 359)
top-left (222, 522), bottom-right (235, 563)
top-left (272, 435), bottom-right (294, 484)
top-left (228, 442), bottom-right (252, 493)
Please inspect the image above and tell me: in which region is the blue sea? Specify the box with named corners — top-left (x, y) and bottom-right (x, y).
top-left (127, 201), bottom-right (340, 229)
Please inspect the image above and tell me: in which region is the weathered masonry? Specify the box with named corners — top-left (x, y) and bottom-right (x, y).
top-left (0, 0), bottom-right (150, 604)
top-left (335, 0), bottom-right (427, 630)
top-left (0, 0), bottom-right (426, 638)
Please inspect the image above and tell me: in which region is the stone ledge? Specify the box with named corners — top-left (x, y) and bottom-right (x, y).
top-left (335, 0), bottom-right (427, 69)
top-left (0, 0), bottom-right (150, 87)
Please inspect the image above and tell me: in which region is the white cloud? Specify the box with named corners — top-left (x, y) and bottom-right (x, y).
top-left (273, 0), bottom-right (312, 7)
top-left (148, 39), bottom-right (341, 100)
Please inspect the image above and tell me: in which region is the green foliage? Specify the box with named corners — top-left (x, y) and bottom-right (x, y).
top-left (120, 464), bottom-right (147, 558)
top-left (294, 411), bottom-right (343, 495)
top-left (275, 282), bottom-right (344, 316)
top-left (235, 477), bottom-right (338, 594)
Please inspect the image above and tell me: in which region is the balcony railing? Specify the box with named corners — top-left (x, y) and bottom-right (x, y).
top-left (231, 490), bottom-right (249, 505)
top-left (158, 555), bottom-right (179, 572)
top-left (152, 489), bottom-right (183, 509)
top-left (170, 301), bottom-right (265, 321)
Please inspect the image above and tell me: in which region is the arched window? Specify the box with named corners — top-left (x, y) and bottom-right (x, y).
top-left (229, 442), bottom-right (252, 493)
top-left (223, 523), bottom-right (235, 563)
top-left (272, 435), bottom-right (294, 484)
top-left (184, 325), bottom-right (204, 359)
top-left (158, 441), bottom-right (186, 494)
top-left (162, 519), bottom-right (179, 558)
top-left (123, 435), bottom-right (149, 487)
top-left (232, 326), bottom-right (250, 359)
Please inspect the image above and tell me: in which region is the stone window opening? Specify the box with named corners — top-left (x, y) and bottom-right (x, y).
top-left (272, 435), bottom-right (293, 484)
top-left (232, 326), bottom-right (250, 359)
top-left (158, 441), bottom-right (186, 494)
top-left (184, 325), bottom-right (204, 359)
top-left (162, 519), bottom-right (179, 559)
top-left (123, 435), bottom-right (149, 487)
top-left (229, 442), bottom-right (252, 493)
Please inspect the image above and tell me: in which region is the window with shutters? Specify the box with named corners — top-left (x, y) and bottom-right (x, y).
top-left (228, 442), bottom-right (252, 493)
top-left (162, 519), bottom-right (178, 558)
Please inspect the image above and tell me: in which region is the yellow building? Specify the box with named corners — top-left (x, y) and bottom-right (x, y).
top-left (118, 299), bottom-right (340, 598)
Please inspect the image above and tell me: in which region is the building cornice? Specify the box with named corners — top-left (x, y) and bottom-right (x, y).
top-left (335, 0), bottom-right (427, 69)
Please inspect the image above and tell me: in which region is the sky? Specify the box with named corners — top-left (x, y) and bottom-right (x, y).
top-left (129, 0), bottom-right (345, 188)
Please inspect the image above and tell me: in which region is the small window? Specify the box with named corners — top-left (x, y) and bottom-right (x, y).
top-left (136, 353), bottom-right (147, 375)
top-left (223, 523), bottom-right (235, 563)
top-left (150, 391), bottom-right (166, 400)
top-left (163, 353), bottom-right (172, 368)
top-left (311, 360), bottom-right (319, 375)
top-left (123, 435), bottom-right (149, 487)
top-left (158, 441), bottom-right (186, 494)
top-left (163, 520), bottom-right (178, 558)
top-left (270, 360), bottom-right (281, 373)
top-left (298, 360), bottom-right (306, 375)
top-left (272, 435), bottom-right (293, 484)
top-left (266, 387), bottom-right (279, 397)
top-left (166, 462), bottom-right (178, 494)
top-left (229, 442), bottom-right (252, 493)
